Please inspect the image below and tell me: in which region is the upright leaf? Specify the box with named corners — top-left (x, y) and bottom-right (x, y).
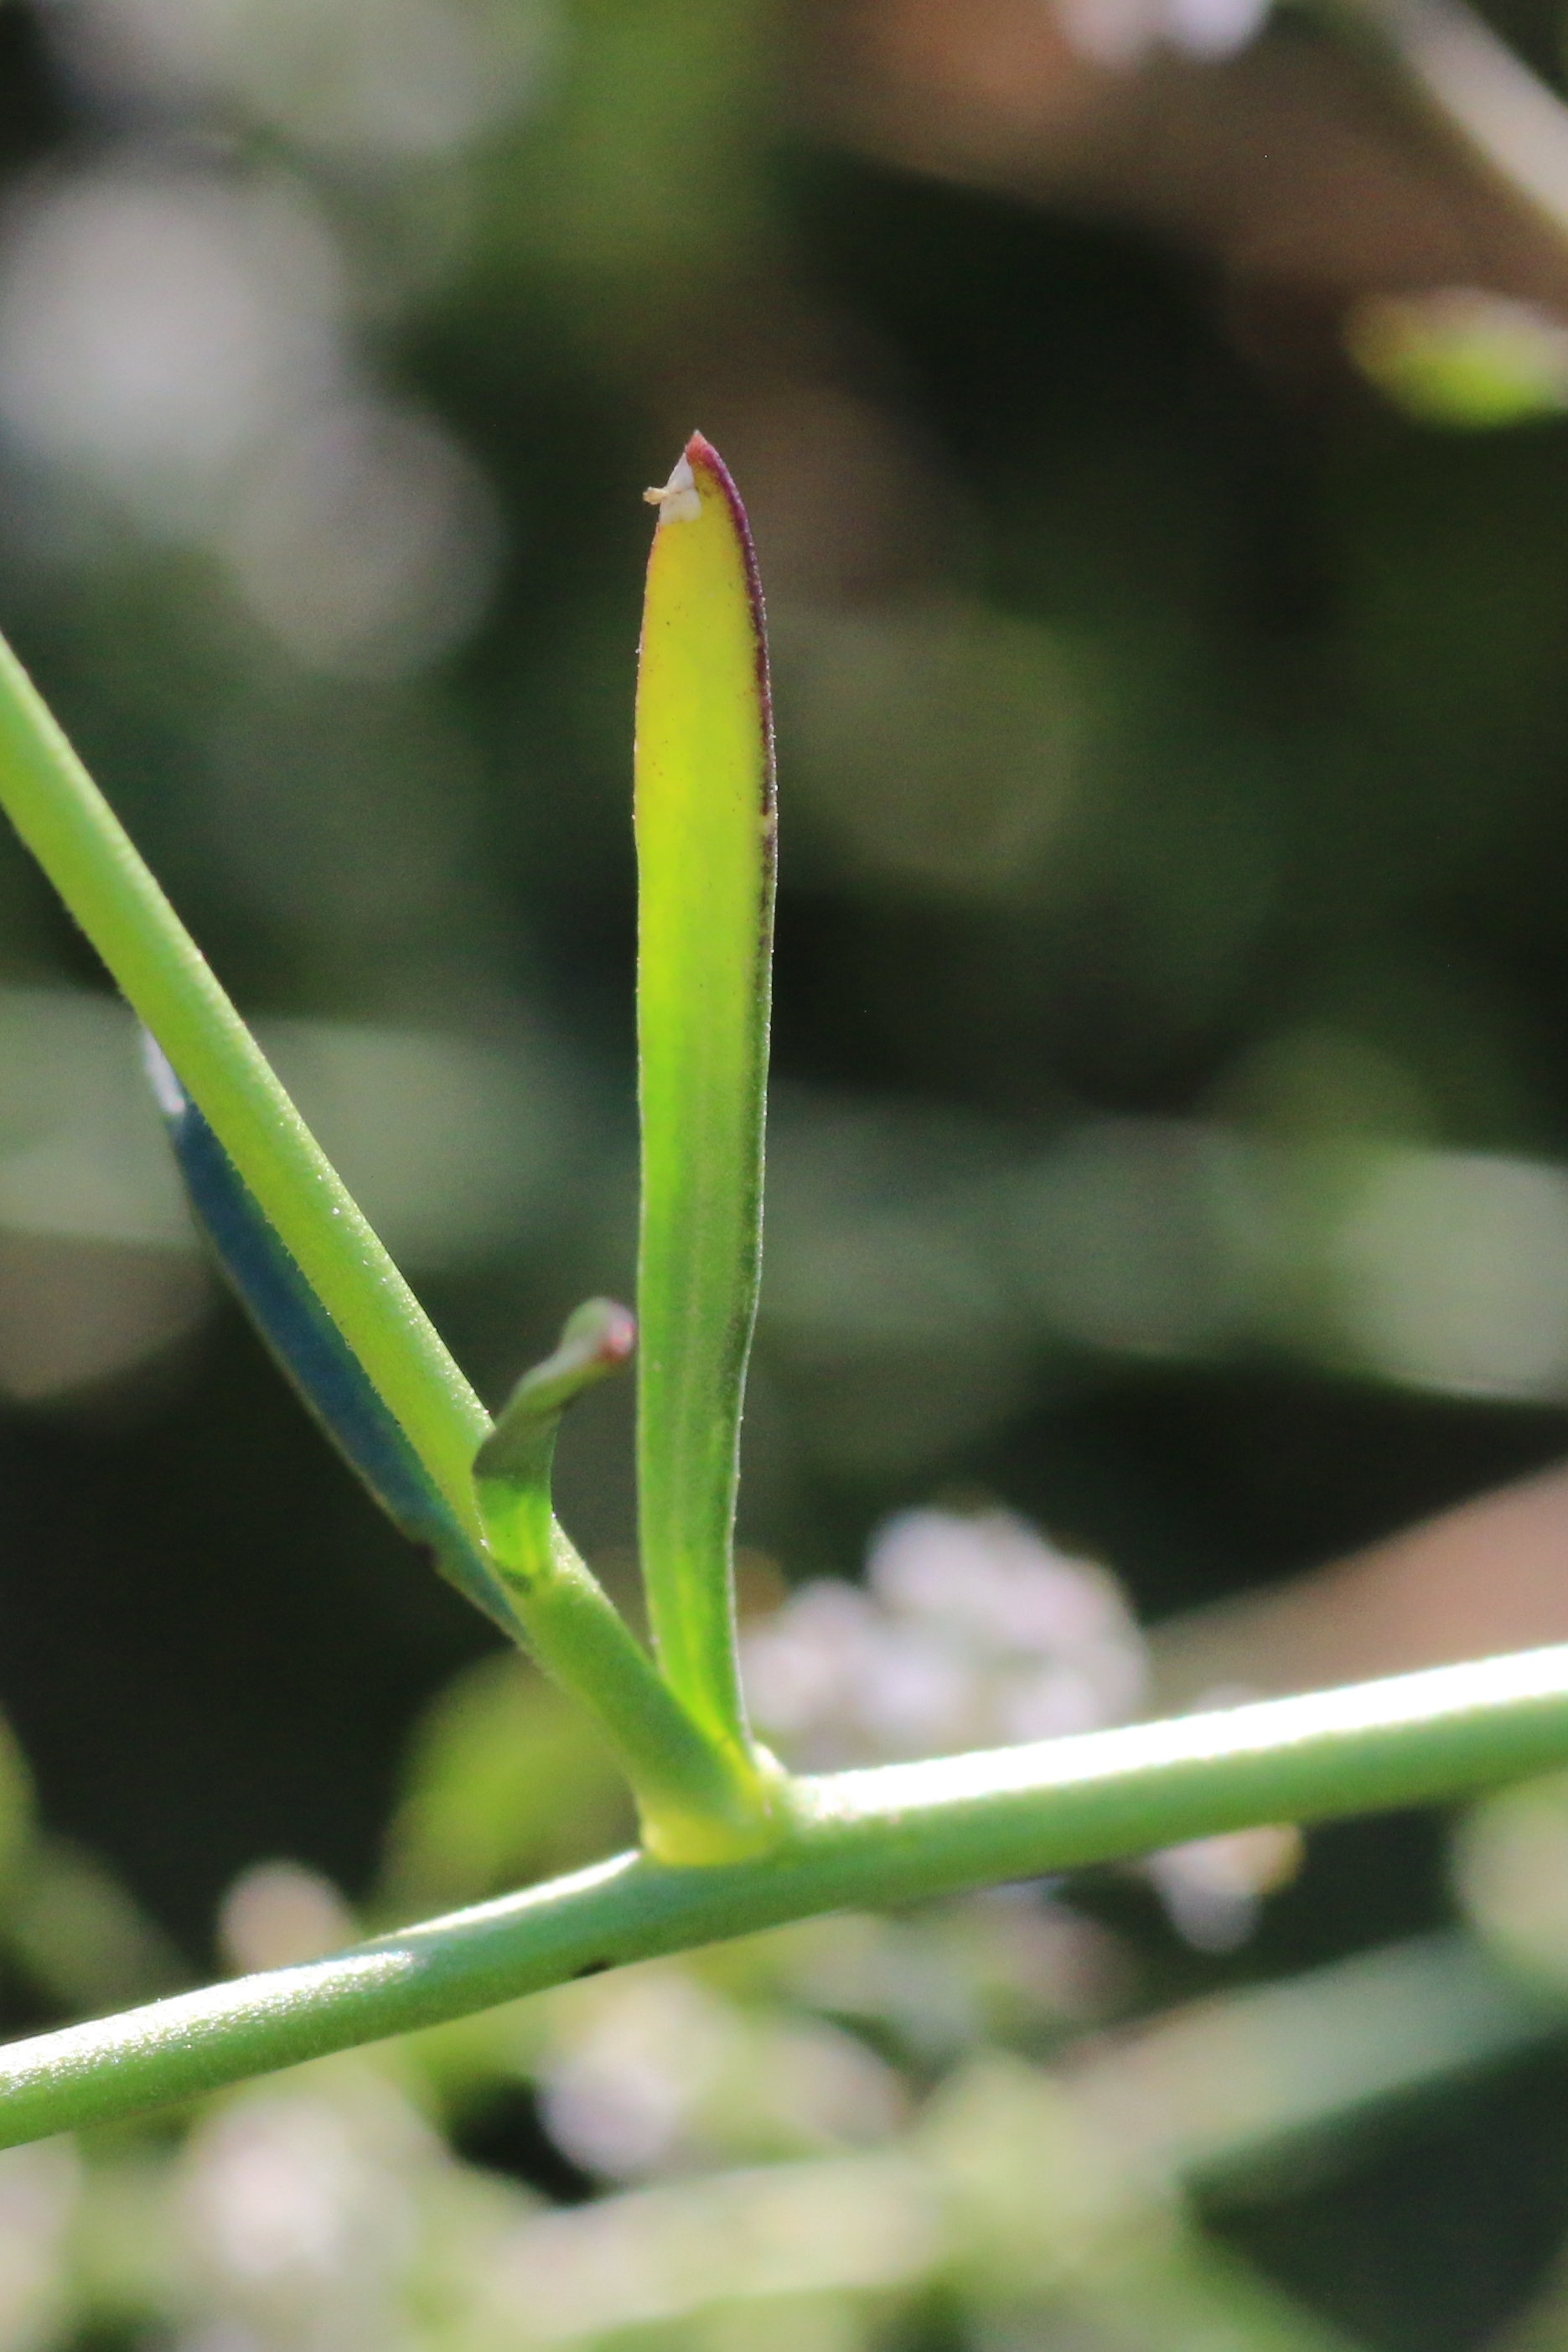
top-left (635, 433), bottom-right (774, 1759)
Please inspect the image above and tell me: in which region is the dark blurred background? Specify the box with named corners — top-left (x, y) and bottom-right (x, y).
top-left (8, 0), bottom-right (1568, 2342)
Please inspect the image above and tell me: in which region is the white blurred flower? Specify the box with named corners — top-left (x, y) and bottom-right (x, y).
top-left (0, 2142), bottom-right (79, 2352)
top-left (185, 2097), bottom-right (403, 2287)
top-left (1145, 1826), bottom-right (1304, 1956)
top-left (743, 1510), bottom-right (1146, 1772)
top-left (179, 2076), bottom-right (438, 2351)
top-left (538, 1970), bottom-right (908, 2185)
top-left (219, 399), bottom-right (505, 676)
top-left (0, 164), bottom-right (344, 531)
top-left (1053, 0), bottom-right (1269, 64)
top-left (216, 1861), bottom-right (357, 1975)
top-left (47, 0), bottom-right (552, 164)
top-left (744, 1514), bottom-right (1300, 1951)
top-left (539, 1975), bottom-right (738, 2180)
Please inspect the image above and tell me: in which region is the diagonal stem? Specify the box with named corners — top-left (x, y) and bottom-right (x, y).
top-left (0, 632), bottom-right (490, 1545)
top-left (1327, 0), bottom-right (1568, 254)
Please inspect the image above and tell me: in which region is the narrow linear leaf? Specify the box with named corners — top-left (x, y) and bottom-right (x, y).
top-left (145, 1039), bottom-right (520, 1637)
top-left (0, 613), bottom-right (766, 1840)
top-left (635, 433), bottom-right (775, 1758)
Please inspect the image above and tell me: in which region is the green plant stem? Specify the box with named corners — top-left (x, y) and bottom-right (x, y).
top-left (481, 1483), bottom-right (786, 1862)
top-left (471, 1299), bottom-right (783, 1859)
top-left (8, 1642), bottom-right (1568, 2148)
top-left (0, 634), bottom-right (488, 1541)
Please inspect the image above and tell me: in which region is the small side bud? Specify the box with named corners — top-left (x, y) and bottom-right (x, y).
top-left (476, 1298), bottom-right (637, 1486)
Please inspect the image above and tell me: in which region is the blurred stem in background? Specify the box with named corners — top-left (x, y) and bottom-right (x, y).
top-left (1336, 0), bottom-right (1568, 248)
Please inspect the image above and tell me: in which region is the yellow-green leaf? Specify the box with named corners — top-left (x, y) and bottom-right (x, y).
top-left (634, 432), bottom-right (774, 1762)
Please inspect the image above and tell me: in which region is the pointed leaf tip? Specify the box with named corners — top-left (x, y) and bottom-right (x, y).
top-left (641, 438), bottom-right (767, 637)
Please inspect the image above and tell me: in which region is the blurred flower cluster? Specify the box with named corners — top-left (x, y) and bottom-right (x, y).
top-left (744, 1507), bottom-right (1147, 1764)
top-left (743, 1505), bottom-right (1299, 1952)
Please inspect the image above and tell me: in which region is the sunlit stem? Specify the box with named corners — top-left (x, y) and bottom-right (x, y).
top-left (6, 1642), bottom-right (1568, 2147)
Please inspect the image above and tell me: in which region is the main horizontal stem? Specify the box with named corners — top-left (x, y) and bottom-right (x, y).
top-left (8, 1641), bottom-right (1568, 2149)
